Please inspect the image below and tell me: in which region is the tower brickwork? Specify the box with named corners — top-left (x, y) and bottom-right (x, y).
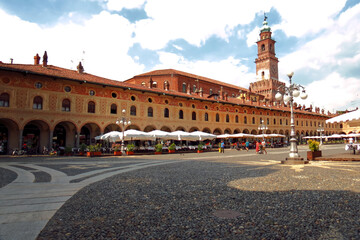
top-left (250, 16), bottom-right (284, 102)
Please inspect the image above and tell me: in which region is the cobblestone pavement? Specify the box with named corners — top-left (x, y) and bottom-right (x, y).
top-left (1, 145), bottom-right (359, 239)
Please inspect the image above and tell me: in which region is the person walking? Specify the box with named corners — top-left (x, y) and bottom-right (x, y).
top-left (255, 141), bottom-right (260, 154)
top-left (245, 140), bottom-right (249, 152)
top-left (261, 139), bottom-right (267, 154)
top-left (220, 140), bottom-right (225, 153)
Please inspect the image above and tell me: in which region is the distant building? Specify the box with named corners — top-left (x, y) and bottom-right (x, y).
top-left (0, 18), bottom-right (340, 154)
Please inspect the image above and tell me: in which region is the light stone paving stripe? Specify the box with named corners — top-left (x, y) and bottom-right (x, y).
top-left (1, 165), bottom-right (35, 184)
top-left (23, 163), bottom-right (68, 183)
top-left (0, 159), bottom-right (179, 240)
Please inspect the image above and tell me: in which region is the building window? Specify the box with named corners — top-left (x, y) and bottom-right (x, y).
top-left (62, 99), bottom-right (70, 112)
top-left (192, 111), bottom-right (196, 120)
top-left (182, 83), bottom-right (187, 93)
top-left (130, 105), bottom-right (136, 116)
top-left (280, 119), bottom-right (282, 125)
top-left (297, 120), bottom-right (299, 126)
top-left (252, 117), bottom-right (255, 124)
top-left (88, 101), bottom-right (95, 113)
top-left (148, 107), bottom-right (153, 117)
top-left (164, 108), bottom-right (169, 118)
top-left (274, 119), bottom-right (276, 125)
top-left (226, 114), bottom-right (230, 123)
top-left (64, 86), bottom-right (71, 92)
top-left (110, 104), bottom-right (117, 114)
top-left (33, 96), bottom-right (43, 110)
top-left (35, 82), bottom-right (42, 89)
top-left (152, 81), bottom-right (157, 88)
top-left (111, 92), bottom-right (117, 98)
top-left (192, 104), bottom-right (195, 108)
top-left (205, 113), bottom-right (209, 121)
top-left (131, 96), bottom-right (136, 101)
top-left (244, 116), bottom-right (247, 124)
top-left (209, 89), bottom-right (213, 95)
top-left (89, 90), bottom-right (95, 96)
top-left (306, 121), bottom-right (308, 126)
top-left (179, 110), bottom-right (184, 119)
top-left (0, 93), bottom-right (10, 107)
top-left (216, 113), bottom-right (220, 122)
top-left (267, 118), bottom-right (270, 125)
top-left (235, 115), bottom-right (239, 123)
top-left (261, 44), bottom-right (265, 51)
top-left (148, 98), bottom-right (153, 103)
top-left (310, 121), bottom-right (312, 127)
top-left (286, 119), bottom-right (288, 125)
top-left (141, 82), bottom-right (146, 87)
top-left (193, 85), bottom-right (196, 93)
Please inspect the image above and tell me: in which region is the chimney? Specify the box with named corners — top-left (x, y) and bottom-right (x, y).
top-left (34, 54), bottom-right (40, 65)
top-left (42, 51), bottom-right (48, 67)
top-left (10, 58), bottom-right (13, 64)
top-left (77, 62), bottom-right (84, 74)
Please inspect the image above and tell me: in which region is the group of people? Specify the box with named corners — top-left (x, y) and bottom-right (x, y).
top-left (220, 139), bottom-right (267, 154)
top-left (255, 140), bottom-right (267, 154)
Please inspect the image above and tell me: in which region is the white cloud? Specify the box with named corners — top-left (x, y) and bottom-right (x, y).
top-left (304, 72), bottom-right (360, 112)
top-left (273, 0), bottom-right (347, 37)
top-left (134, 0), bottom-right (273, 50)
top-left (106, 0), bottom-right (146, 11)
top-left (154, 52), bottom-right (255, 88)
top-left (0, 9), bottom-right (144, 81)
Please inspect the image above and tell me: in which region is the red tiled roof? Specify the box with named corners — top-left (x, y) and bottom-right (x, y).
top-left (132, 69), bottom-right (250, 92)
top-left (0, 63), bottom-right (327, 117)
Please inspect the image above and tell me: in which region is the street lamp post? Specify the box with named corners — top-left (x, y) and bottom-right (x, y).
top-left (116, 109), bottom-right (131, 154)
top-left (275, 72), bottom-right (308, 164)
top-left (317, 124), bottom-right (324, 145)
top-left (258, 119), bottom-right (268, 138)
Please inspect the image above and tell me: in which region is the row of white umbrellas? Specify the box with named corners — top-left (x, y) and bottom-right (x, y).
top-left (303, 133), bottom-right (360, 139)
top-left (95, 130), bottom-right (288, 142)
top-left (216, 133), bottom-right (286, 139)
top-left (95, 130), bottom-right (217, 142)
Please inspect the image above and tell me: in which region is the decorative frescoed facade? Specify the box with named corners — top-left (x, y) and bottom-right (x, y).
top-left (0, 18), bottom-right (342, 154)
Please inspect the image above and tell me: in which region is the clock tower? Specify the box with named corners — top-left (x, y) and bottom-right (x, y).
top-left (250, 15), bottom-right (284, 102)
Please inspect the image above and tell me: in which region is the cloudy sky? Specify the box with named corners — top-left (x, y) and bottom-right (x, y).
top-left (0, 0), bottom-right (359, 112)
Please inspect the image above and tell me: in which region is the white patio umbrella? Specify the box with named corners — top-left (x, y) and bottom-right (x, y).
top-left (268, 134), bottom-right (286, 138)
top-left (122, 129), bottom-right (156, 141)
top-left (327, 134), bottom-right (343, 138)
top-left (167, 130), bottom-right (199, 141)
top-left (148, 130), bottom-right (171, 139)
top-left (95, 131), bottom-right (122, 142)
top-left (189, 131), bottom-right (216, 141)
top-left (216, 134), bottom-right (232, 139)
top-left (229, 133), bottom-right (255, 138)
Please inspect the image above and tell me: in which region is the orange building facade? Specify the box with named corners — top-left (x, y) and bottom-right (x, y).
top-left (0, 19), bottom-right (341, 154)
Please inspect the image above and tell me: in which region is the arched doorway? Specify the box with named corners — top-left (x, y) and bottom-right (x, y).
top-left (22, 124), bottom-right (40, 154)
top-left (0, 123), bottom-right (8, 154)
top-left (160, 126), bottom-right (172, 132)
top-left (144, 125), bottom-right (156, 132)
top-left (53, 125), bottom-right (66, 147)
top-left (80, 126), bottom-right (91, 145)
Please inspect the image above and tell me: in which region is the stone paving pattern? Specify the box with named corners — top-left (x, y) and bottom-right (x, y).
top-left (37, 147), bottom-right (359, 240)
top-left (0, 145), bottom-right (359, 239)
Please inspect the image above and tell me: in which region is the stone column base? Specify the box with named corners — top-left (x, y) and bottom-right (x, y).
top-left (281, 157), bottom-right (309, 164)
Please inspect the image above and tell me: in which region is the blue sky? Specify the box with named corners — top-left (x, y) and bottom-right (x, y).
top-left (0, 0), bottom-right (359, 112)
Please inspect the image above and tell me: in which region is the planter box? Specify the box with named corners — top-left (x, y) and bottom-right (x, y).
top-left (168, 149), bottom-right (175, 153)
top-left (126, 151), bottom-right (134, 155)
top-left (155, 152), bottom-right (162, 155)
top-left (114, 151), bottom-right (122, 156)
top-left (197, 150), bottom-right (203, 153)
top-left (307, 151), bottom-right (322, 160)
top-left (87, 152), bottom-right (94, 157)
top-left (94, 151), bottom-right (102, 156)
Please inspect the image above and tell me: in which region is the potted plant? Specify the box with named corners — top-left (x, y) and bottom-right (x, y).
top-left (64, 146), bottom-right (73, 156)
top-left (168, 143), bottom-right (176, 153)
top-left (87, 145), bottom-right (95, 157)
top-left (155, 143), bottom-right (163, 154)
top-left (126, 143), bottom-right (135, 155)
top-left (307, 140), bottom-right (322, 160)
top-left (197, 143), bottom-right (204, 153)
top-left (113, 144), bottom-right (122, 156)
top-left (94, 143), bottom-right (102, 156)
top-left (79, 143), bottom-right (87, 156)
